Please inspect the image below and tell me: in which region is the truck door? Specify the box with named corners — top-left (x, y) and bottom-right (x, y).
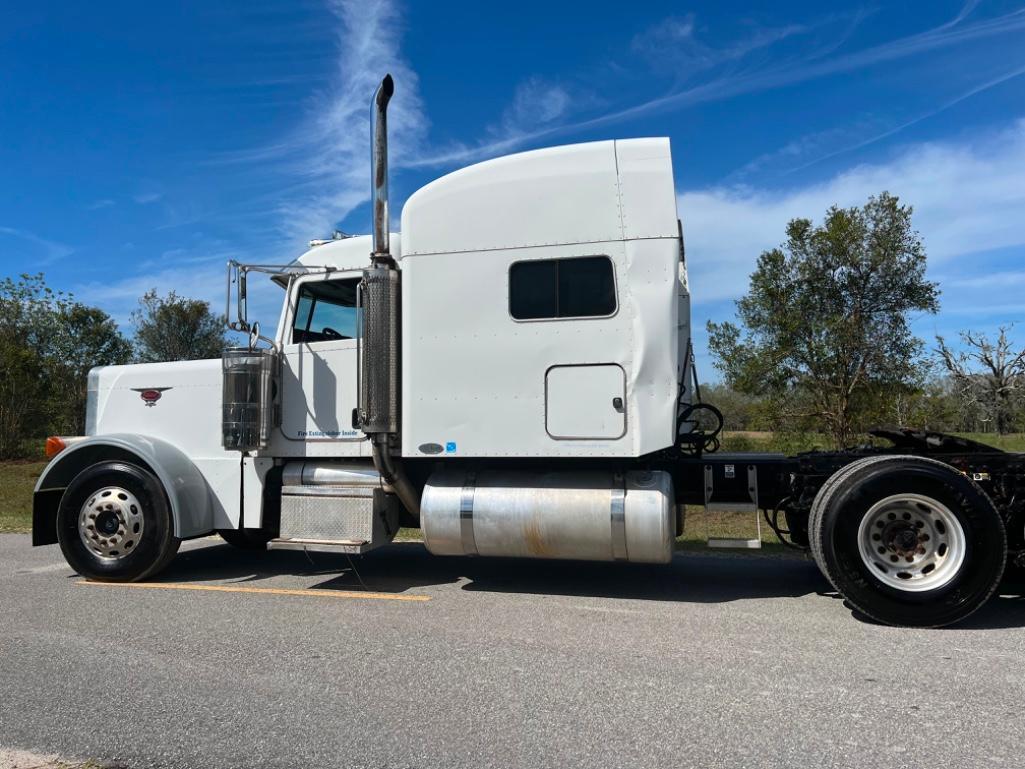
top-left (279, 275), bottom-right (364, 445)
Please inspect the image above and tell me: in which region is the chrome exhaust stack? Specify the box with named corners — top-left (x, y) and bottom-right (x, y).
top-left (371, 73), bottom-right (394, 264)
top-left (360, 74), bottom-right (420, 518)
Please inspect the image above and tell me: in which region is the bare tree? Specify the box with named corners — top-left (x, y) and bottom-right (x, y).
top-left (936, 326), bottom-right (1025, 434)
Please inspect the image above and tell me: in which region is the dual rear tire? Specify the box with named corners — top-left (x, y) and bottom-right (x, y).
top-left (809, 455), bottom-right (1006, 627)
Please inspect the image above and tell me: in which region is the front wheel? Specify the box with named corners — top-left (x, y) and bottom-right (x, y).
top-left (57, 461), bottom-right (181, 582)
top-left (810, 455), bottom-right (1006, 628)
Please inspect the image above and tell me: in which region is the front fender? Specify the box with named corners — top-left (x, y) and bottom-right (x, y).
top-left (33, 433), bottom-right (214, 544)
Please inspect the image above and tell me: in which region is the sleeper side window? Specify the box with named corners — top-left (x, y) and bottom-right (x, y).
top-left (291, 278), bottom-right (361, 344)
top-left (509, 256), bottom-right (616, 320)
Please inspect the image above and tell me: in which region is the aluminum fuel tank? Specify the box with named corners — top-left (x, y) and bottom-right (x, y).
top-left (421, 469), bottom-right (674, 564)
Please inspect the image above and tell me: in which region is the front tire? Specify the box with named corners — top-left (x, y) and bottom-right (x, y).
top-left (57, 461), bottom-right (181, 582)
top-left (810, 455), bottom-right (1006, 628)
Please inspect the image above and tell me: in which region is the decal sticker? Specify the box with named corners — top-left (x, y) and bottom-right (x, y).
top-left (445, 442), bottom-right (457, 454)
top-left (131, 387), bottom-right (171, 407)
top-left (419, 443), bottom-right (444, 455)
top-left (298, 430), bottom-right (359, 438)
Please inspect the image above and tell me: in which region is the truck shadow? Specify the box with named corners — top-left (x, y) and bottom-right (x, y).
top-left (160, 540), bottom-right (1025, 629)
top-left (163, 540), bottom-right (824, 601)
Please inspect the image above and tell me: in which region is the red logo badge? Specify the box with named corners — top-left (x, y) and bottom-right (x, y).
top-left (131, 387), bottom-right (171, 407)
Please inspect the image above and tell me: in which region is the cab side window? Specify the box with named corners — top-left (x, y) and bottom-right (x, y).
top-left (509, 256), bottom-right (616, 320)
top-left (291, 278), bottom-right (361, 344)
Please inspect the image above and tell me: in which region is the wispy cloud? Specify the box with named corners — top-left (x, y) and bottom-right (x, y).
top-left (564, 3), bottom-right (1025, 135)
top-left (133, 192), bottom-right (163, 204)
top-left (237, 0), bottom-right (429, 244)
top-left (942, 270), bottom-right (1025, 290)
top-left (0, 226), bottom-right (74, 267)
top-left (491, 77), bottom-right (575, 139)
top-left (630, 13), bottom-right (808, 77)
top-left (408, 2), bottom-right (1025, 170)
top-left (86, 198), bottom-right (115, 210)
top-left (733, 63), bottom-right (1025, 179)
top-left (404, 12), bottom-right (815, 169)
top-left (192, 1), bottom-right (429, 246)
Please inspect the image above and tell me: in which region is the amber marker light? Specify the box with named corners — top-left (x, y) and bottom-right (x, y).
top-left (44, 436), bottom-right (68, 458)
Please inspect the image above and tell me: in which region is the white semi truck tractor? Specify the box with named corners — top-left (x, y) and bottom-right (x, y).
top-left (32, 75), bottom-right (1022, 627)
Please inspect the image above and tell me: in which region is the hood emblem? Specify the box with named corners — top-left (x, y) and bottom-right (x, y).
top-left (131, 387), bottom-right (171, 407)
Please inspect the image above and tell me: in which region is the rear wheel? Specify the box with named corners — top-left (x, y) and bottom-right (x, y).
top-left (810, 455), bottom-right (1006, 627)
top-left (57, 461), bottom-right (181, 582)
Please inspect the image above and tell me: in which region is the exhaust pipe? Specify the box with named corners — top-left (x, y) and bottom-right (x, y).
top-left (371, 73), bottom-right (394, 262)
top-left (362, 74), bottom-right (420, 519)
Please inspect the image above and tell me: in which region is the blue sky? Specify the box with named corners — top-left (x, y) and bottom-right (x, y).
top-left (2, 0), bottom-right (1024, 378)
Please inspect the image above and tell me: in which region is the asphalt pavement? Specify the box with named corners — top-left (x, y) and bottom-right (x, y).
top-left (2, 533), bottom-right (1024, 768)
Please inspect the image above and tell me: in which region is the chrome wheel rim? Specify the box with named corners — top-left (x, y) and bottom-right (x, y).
top-left (78, 486), bottom-right (145, 561)
top-left (856, 493), bottom-right (966, 592)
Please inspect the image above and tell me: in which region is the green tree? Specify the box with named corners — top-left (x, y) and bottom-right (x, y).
top-left (50, 304), bottom-right (133, 433)
top-left (132, 289), bottom-right (228, 362)
top-left (0, 273), bottom-right (64, 351)
top-left (0, 333), bottom-right (47, 457)
top-left (0, 274), bottom-right (131, 456)
top-left (707, 192), bottom-right (939, 447)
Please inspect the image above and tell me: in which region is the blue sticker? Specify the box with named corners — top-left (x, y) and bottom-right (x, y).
top-left (445, 441), bottom-right (457, 453)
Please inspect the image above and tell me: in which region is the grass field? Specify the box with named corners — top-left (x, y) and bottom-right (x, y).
top-left (0, 460), bottom-right (46, 533)
top-left (4, 432), bottom-right (1024, 551)
top-left (952, 433), bottom-right (1025, 452)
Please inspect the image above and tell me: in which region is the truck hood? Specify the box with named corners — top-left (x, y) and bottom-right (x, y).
top-left (87, 359), bottom-right (222, 447)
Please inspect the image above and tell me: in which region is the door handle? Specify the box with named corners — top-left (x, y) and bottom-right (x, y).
top-left (612, 397), bottom-right (624, 411)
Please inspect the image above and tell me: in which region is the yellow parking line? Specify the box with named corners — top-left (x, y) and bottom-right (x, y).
top-left (76, 580), bottom-right (430, 602)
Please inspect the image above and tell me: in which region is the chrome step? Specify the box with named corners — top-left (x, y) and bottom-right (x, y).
top-left (707, 537), bottom-right (762, 549)
top-left (268, 537), bottom-right (377, 555)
